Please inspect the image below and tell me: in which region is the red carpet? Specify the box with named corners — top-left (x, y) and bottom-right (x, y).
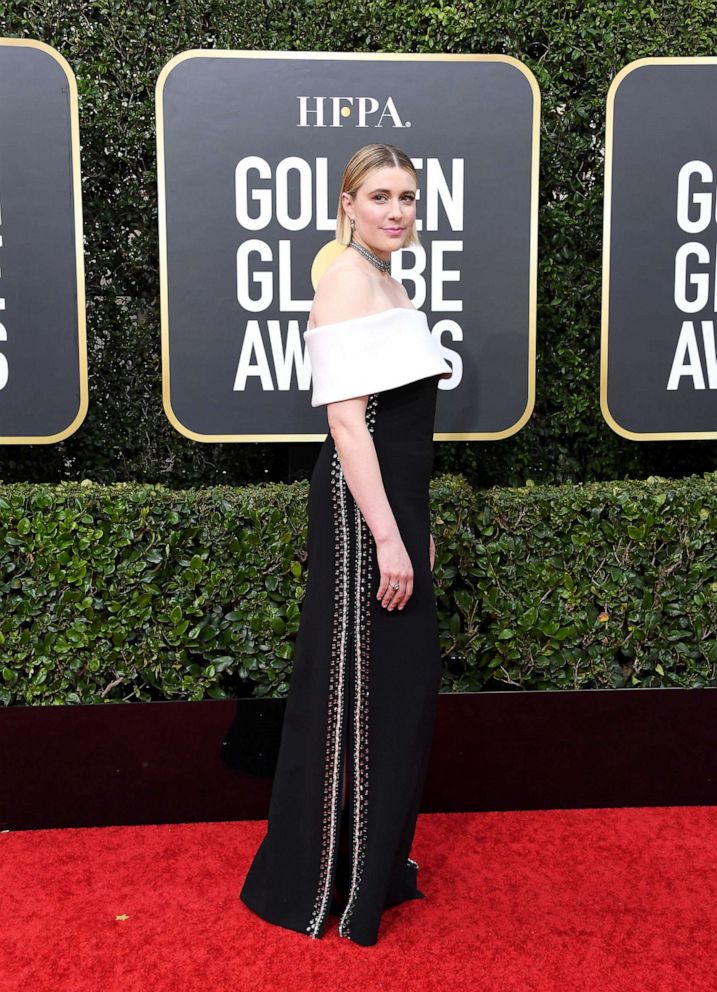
top-left (2, 806), bottom-right (716, 990)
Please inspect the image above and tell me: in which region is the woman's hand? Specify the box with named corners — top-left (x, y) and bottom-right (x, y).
top-left (429, 532), bottom-right (436, 572)
top-left (376, 535), bottom-right (414, 611)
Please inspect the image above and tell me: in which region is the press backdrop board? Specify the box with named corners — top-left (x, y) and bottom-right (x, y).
top-left (602, 57), bottom-right (717, 440)
top-left (157, 50), bottom-right (539, 442)
top-left (0, 38), bottom-right (87, 444)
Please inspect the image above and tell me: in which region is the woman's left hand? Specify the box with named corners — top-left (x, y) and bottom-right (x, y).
top-left (429, 532), bottom-right (436, 572)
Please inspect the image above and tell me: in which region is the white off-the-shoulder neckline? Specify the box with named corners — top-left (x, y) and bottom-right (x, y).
top-left (306, 306), bottom-right (423, 332)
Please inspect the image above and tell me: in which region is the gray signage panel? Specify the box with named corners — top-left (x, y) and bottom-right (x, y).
top-left (0, 39), bottom-right (87, 444)
top-left (602, 57), bottom-right (717, 439)
top-left (157, 50), bottom-right (538, 441)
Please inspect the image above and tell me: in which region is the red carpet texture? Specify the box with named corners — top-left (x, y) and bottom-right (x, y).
top-left (2, 807), bottom-right (716, 991)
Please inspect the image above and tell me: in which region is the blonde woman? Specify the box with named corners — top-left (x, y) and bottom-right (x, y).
top-left (241, 143), bottom-right (451, 946)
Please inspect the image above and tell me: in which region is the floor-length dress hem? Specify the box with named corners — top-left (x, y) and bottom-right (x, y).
top-left (240, 855), bottom-right (426, 946)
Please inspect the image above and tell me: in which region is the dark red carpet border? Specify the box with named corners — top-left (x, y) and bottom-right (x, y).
top-left (2, 807), bottom-right (716, 990)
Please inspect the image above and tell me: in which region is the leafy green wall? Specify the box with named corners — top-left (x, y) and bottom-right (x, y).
top-left (2, 471), bottom-right (715, 704)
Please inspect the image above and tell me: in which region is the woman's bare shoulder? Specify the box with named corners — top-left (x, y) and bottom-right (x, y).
top-left (309, 259), bottom-right (380, 329)
top-left (390, 277), bottom-right (414, 307)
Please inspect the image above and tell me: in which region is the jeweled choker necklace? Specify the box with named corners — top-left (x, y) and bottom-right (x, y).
top-left (349, 239), bottom-right (391, 274)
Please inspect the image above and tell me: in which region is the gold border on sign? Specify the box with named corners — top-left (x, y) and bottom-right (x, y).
top-left (156, 49), bottom-right (540, 442)
top-left (601, 56), bottom-right (717, 441)
top-left (0, 38), bottom-right (88, 444)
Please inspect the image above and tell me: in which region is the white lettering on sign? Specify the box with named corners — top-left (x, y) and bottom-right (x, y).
top-left (670, 161), bottom-right (717, 389)
top-left (295, 96), bottom-right (409, 130)
top-left (232, 156), bottom-right (464, 395)
top-left (676, 161), bottom-right (716, 233)
top-left (667, 321), bottom-right (717, 389)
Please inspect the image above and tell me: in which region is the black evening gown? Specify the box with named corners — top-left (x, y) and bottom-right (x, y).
top-left (240, 371), bottom-right (444, 946)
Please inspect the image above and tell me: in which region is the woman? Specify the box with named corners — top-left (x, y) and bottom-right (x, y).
top-left (240, 143), bottom-right (451, 946)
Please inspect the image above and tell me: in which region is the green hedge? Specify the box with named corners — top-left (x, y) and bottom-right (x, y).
top-left (0, 1), bottom-right (716, 488)
top-left (1, 472), bottom-right (716, 706)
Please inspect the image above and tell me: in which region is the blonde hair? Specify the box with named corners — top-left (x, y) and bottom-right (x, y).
top-left (336, 143), bottom-right (420, 248)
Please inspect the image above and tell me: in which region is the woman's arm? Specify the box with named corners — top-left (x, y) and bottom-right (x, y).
top-left (327, 396), bottom-right (396, 544)
top-left (312, 266), bottom-right (416, 609)
top-left (328, 397), bottom-right (414, 611)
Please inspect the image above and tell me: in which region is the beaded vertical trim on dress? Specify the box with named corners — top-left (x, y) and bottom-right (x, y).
top-left (305, 393), bottom-right (379, 941)
top-left (338, 393), bottom-right (377, 939)
top-left (305, 438), bottom-right (351, 937)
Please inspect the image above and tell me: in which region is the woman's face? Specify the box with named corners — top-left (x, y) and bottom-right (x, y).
top-left (342, 166), bottom-right (417, 254)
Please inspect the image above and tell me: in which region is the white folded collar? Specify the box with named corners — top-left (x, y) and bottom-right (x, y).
top-left (304, 307), bottom-right (451, 407)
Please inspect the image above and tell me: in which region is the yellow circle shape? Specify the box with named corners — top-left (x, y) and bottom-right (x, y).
top-left (311, 240), bottom-right (347, 290)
